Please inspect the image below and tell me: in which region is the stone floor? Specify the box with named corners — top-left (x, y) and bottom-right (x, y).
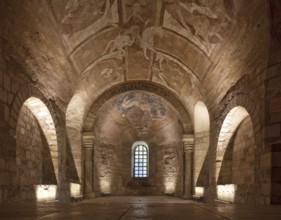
top-left (1, 196), bottom-right (281, 220)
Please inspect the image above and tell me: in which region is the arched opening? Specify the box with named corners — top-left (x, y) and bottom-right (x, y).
top-left (216, 106), bottom-right (255, 203)
top-left (193, 101), bottom-right (210, 197)
top-left (86, 90), bottom-right (187, 196)
top-left (132, 141), bottom-right (149, 178)
top-left (16, 97), bottom-right (58, 202)
top-left (68, 82), bottom-right (193, 198)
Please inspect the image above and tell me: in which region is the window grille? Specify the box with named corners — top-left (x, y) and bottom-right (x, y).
top-left (133, 144), bottom-right (148, 177)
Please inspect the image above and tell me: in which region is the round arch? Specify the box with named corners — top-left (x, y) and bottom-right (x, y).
top-left (66, 81), bottom-right (193, 193)
top-left (10, 84), bottom-right (64, 201)
top-left (83, 81), bottom-right (192, 132)
top-left (20, 97), bottom-right (59, 182)
top-left (131, 141), bottom-right (149, 178)
top-left (215, 106), bottom-right (256, 203)
top-left (215, 106), bottom-right (250, 182)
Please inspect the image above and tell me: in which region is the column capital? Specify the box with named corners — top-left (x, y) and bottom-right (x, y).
top-left (82, 132), bottom-right (95, 147)
top-left (182, 134), bottom-right (194, 144)
top-left (182, 134), bottom-right (194, 151)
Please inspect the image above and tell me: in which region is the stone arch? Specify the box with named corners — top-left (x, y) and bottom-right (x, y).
top-left (211, 92), bottom-right (261, 176)
top-left (216, 106), bottom-right (250, 182)
top-left (66, 81), bottom-right (193, 196)
top-left (19, 97), bottom-right (59, 182)
top-left (84, 82), bottom-right (190, 196)
top-left (83, 81), bottom-right (192, 132)
top-left (264, 60), bottom-right (281, 204)
top-left (11, 85), bottom-right (63, 200)
top-left (206, 85), bottom-right (264, 202)
top-left (215, 106), bottom-right (256, 203)
top-left (193, 101), bottom-right (210, 195)
top-left (11, 85), bottom-right (61, 144)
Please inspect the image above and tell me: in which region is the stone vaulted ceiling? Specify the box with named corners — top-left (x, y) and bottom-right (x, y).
top-left (93, 91), bottom-right (184, 143)
top-left (0, 0), bottom-right (271, 113)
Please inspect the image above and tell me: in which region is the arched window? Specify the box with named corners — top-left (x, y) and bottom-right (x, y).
top-left (132, 141), bottom-right (149, 177)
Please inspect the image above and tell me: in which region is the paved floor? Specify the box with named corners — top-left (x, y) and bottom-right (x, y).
top-left (1, 196), bottom-right (281, 220)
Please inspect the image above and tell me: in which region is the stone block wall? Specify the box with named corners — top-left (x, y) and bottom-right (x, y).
top-left (160, 142), bottom-right (183, 196)
top-left (218, 133), bottom-right (235, 185)
top-left (0, 69), bottom-right (21, 202)
top-left (0, 77), bottom-right (67, 202)
top-left (272, 143), bottom-right (281, 204)
top-left (15, 103), bottom-right (58, 201)
top-left (266, 63), bottom-right (281, 204)
top-left (194, 131), bottom-right (209, 187)
top-left (208, 72), bottom-right (267, 204)
top-left (232, 116), bottom-right (255, 203)
top-left (16, 104), bottom-right (43, 201)
top-left (232, 117), bottom-right (255, 184)
top-left (41, 128), bottom-right (57, 185)
top-left (94, 141), bottom-right (119, 194)
top-left (216, 116), bottom-right (257, 204)
top-left (265, 0), bottom-right (281, 204)
top-left (93, 139), bottom-right (183, 196)
top-left (24, 98), bottom-right (59, 177)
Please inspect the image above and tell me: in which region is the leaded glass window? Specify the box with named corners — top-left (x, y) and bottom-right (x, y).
top-left (133, 144), bottom-right (148, 177)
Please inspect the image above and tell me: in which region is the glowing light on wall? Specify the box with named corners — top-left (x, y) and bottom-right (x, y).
top-left (70, 183), bottom-right (81, 197)
top-left (195, 187), bottom-right (204, 197)
top-left (100, 178), bottom-right (111, 194)
top-left (35, 185), bottom-right (57, 202)
top-left (164, 177), bottom-right (176, 194)
top-left (194, 101), bottom-right (210, 132)
top-left (217, 184), bottom-right (237, 203)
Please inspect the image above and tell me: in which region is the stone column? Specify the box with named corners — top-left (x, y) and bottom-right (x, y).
top-left (82, 132), bottom-right (95, 199)
top-left (183, 134), bottom-right (194, 199)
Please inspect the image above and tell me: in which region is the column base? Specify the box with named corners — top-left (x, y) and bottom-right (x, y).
top-left (84, 192), bottom-right (95, 199)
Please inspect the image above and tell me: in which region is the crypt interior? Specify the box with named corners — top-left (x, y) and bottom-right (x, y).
top-left (0, 0), bottom-right (281, 219)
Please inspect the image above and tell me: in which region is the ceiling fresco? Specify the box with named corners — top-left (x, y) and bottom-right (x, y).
top-left (0, 0), bottom-right (269, 113)
top-left (94, 91), bottom-right (183, 139)
top-left (47, 0), bottom-right (238, 98)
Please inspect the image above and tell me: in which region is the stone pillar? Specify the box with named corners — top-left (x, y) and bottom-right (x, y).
top-left (183, 134), bottom-right (194, 199)
top-left (82, 132), bottom-right (95, 199)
